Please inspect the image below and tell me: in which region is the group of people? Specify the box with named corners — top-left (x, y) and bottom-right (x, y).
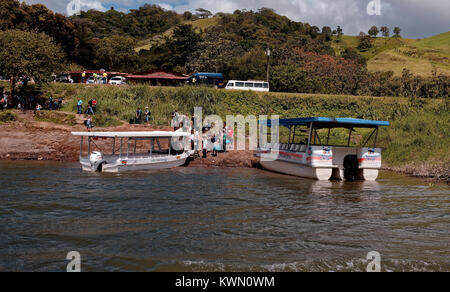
top-left (200, 123), bottom-right (233, 158)
top-left (133, 107), bottom-right (151, 125)
top-left (82, 72), bottom-right (108, 84)
top-left (0, 91), bottom-right (61, 112)
top-left (77, 98), bottom-right (97, 115)
top-left (47, 96), bottom-right (63, 111)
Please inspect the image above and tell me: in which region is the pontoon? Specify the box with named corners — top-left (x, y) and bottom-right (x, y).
top-left (257, 118), bottom-right (390, 181)
top-left (71, 131), bottom-right (194, 173)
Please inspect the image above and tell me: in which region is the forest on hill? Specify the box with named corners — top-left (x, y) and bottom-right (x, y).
top-left (0, 0), bottom-right (448, 98)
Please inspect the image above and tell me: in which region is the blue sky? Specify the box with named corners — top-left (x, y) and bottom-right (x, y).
top-left (25, 0), bottom-right (450, 39)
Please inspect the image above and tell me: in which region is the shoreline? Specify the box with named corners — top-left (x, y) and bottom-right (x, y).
top-left (1, 111), bottom-right (448, 183)
top-left (1, 151), bottom-right (448, 184)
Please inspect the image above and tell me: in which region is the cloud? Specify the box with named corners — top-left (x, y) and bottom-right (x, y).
top-left (23, 0), bottom-right (450, 38)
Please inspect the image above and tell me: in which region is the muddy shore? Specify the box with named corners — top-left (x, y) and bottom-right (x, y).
top-left (0, 111), bottom-right (447, 182)
top-left (0, 111), bottom-right (258, 167)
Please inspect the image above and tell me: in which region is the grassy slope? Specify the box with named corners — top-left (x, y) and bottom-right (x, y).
top-left (135, 17), bottom-right (220, 52)
top-left (333, 32), bottom-right (450, 77)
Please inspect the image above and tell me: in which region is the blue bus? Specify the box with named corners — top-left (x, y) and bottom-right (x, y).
top-left (187, 73), bottom-right (225, 88)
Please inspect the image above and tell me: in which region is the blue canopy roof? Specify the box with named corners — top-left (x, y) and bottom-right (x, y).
top-left (190, 72), bottom-right (224, 79)
top-left (260, 117), bottom-right (390, 128)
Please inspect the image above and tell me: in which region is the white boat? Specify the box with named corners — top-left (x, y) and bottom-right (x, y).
top-left (71, 131), bottom-right (194, 173)
top-left (256, 118), bottom-right (390, 181)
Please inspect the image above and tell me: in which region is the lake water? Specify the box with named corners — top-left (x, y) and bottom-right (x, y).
top-left (0, 161), bottom-right (448, 272)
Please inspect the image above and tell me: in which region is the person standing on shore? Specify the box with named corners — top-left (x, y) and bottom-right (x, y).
top-left (222, 123), bottom-right (228, 152)
top-left (57, 97), bottom-right (63, 110)
top-left (82, 71), bottom-right (86, 83)
top-left (0, 95), bottom-right (5, 111)
top-left (85, 116), bottom-right (93, 132)
top-left (135, 108), bottom-right (142, 124)
top-left (144, 107), bottom-right (151, 125)
top-left (202, 132), bottom-right (208, 159)
top-left (77, 98), bottom-right (83, 114)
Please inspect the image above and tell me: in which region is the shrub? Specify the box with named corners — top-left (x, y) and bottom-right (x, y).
top-left (0, 111), bottom-right (16, 123)
top-left (34, 111), bottom-right (76, 126)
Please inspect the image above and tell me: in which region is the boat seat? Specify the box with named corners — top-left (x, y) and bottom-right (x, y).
top-left (299, 145), bottom-right (307, 152)
top-left (290, 145), bottom-right (296, 151)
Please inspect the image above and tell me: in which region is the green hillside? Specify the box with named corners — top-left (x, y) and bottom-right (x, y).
top-left (135, 17), bottom-right (221, 52)
top-left (332, 32), bottom-right (450, 77)
top-left (333, 35), bottom-right (414, 59)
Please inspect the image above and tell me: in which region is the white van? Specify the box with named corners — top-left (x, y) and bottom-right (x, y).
top-left (225, 80), bottom-right (270, 92)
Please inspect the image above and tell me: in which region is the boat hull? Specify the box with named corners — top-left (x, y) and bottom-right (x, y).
top-left (80, 154), bottom-right (189, 173)
top-left (260, 160), bottom-right (333, 181)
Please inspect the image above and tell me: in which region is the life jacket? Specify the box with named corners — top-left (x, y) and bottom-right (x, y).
top-left (92, 100), bottom-right (97, 106)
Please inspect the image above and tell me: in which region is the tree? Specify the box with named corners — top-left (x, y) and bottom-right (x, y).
top-left (336, 26), bottom-right (343, 42)
top-left (357, 33), bottom-right (373, 52)
top-left (342, 48), bottom-right (367, 66)
top-left (93, 35), bottom-right (138, 72)
top-left (195, 8), bottom-right (212, 19)
top-left (143, 24), bottom-right (201, 71)
top-left (321, 26), bottom-right (332, 42)
top-left (186, 34), bottom-right (244, 73)
top-left (393, 27), bottom-right (401, 37)
top-left (0, 29), bottom-right (65, 99)
top-left (228, 47), bottom-right (267, 81)
top-left (0, 0), bottom-right (79, 61)
top-left (183, 11), bottom-right (193, 20)
top-left (368, 26), bottom-right (379, 38)
top-left (0, 29), bottom-right (65, 82)
top-left (380, 26), bottom-right (390, 37)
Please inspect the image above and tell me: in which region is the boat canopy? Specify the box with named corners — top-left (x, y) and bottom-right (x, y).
top-left (259, 117), bottom-right (390, 129)
top-left (71, 131), bottom-right (191, 138)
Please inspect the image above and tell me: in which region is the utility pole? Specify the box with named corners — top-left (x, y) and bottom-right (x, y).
top-left (266, 48), bottom-right (271, 83)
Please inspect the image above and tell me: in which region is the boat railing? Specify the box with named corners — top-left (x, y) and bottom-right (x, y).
top-left (261, 143), bottom-right (308, 152)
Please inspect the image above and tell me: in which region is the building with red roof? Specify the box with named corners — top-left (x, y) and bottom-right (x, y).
top-left (126, 70), bottom-right (188, 86)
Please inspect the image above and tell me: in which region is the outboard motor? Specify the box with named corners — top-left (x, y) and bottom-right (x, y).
top-left (89, 151), bottom-right (106, 172)
top-left (343, 155), bottom-right (359, 181)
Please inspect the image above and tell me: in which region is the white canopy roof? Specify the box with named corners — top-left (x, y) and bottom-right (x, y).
top-left (71, 131), bottom-right (190, 138)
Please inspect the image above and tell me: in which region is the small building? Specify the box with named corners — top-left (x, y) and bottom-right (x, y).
top-left (69, 70), bottom-right (128, 84)
top-left (126, 70), bottom-right (188, 86)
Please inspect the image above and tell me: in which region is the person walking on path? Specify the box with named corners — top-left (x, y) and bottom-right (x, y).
top-left (91, 98), bottom-right (97, 114)
top-left (85, 103), bottom-right (94, 115)
top-left (77, 98), bottom-right (83, 114)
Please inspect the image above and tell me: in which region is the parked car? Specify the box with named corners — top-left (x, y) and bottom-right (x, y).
top-left (56, 74), bottom-right (70, 83)
top-left (109, 76), bottom-right (126, 85)
top-left (86, 77), bottom-right (96, 84)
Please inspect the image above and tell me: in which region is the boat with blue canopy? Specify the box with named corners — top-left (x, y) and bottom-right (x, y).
top-left (257, 117), bottom-right (391, 181)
